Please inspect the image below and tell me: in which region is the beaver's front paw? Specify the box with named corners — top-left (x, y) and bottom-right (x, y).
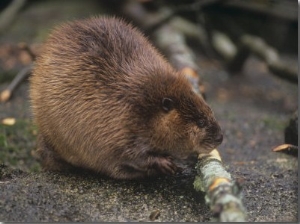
top-left (153, 156), bottom-right (180, 175)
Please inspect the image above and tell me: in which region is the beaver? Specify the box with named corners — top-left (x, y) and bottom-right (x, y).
top-left (29, 17), bottom-right (223, 179)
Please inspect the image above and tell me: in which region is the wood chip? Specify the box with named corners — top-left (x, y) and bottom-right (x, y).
top-left (0, 90), bottom-right (11, 102)
top-left (2, 118), bottom-right (16, 126)
top-left (272, 144), bottom-right (298, 152)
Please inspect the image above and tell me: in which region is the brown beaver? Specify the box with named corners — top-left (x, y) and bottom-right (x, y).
top-left (29, 17), bottom-right (223, 179)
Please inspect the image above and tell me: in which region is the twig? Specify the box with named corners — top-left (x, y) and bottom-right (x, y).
top-left (0, 64), bottom-right (32, 103)
top-left (0, 0), bottom-right (27, 33)
top-left (194, 149), bottom-right (247, 222)
top-left (1, 42), bottom-right (36, 102)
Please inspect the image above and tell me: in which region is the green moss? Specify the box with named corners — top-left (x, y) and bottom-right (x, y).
top-left (0, 119), bottom-right (41, 172)
top-left (262, 116), bottom-right (286, 131)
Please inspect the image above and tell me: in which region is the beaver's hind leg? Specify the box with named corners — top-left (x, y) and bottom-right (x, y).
top-left (32, 134), bottom-right (73, 171)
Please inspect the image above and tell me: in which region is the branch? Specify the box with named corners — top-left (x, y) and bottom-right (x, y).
top-left (194, 149), bottom-right (247, 222)
top-left (120, 0), bottom-right (209, 98)
top-left (212, 32), bottom-right (298, 84)
top-left (152, 24), bottom-right (205, 97)
top-left (1, 42), bottom-right (36, 102)
top-left (0, 64), bottom-right (32, 103)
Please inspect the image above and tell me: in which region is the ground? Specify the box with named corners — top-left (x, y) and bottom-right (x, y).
top-left (0, 0), bottom-right (298, 222)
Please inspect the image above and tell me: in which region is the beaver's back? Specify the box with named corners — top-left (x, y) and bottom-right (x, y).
top-left (30, 17), bottom-right (174, 173)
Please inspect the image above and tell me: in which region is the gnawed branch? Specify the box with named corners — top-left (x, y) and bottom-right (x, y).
top-left (194, 149), bottom-right (247, 222)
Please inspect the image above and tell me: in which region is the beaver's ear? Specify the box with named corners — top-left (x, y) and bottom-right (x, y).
top-left (162, 98), bottom-right (174, 112)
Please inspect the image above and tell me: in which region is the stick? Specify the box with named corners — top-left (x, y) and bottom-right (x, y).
top-left (232, 35), bottom-right (297, 83)
top-left (1, 42), bottom-right (36, 102)
top-left (194, 149), bottom-right (247, 222)
top-left (0, 64), bottom-right (32, 102)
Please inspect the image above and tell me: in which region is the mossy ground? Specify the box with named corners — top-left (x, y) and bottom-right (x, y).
top-left (0, 119), bottom-right (40, 172)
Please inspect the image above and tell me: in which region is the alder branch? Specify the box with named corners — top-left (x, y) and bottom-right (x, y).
top-left (194, 149), bottom-right (247, 222)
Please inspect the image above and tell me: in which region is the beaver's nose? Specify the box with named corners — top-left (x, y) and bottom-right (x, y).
top-left (215, 133), bottom-right (223, 144)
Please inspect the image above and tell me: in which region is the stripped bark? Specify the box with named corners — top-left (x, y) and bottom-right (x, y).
top-left (194, 149), bottom-right (247, 222)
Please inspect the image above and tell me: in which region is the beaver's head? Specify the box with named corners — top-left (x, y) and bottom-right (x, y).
top-left (131, 70), bottom-right (223, 158)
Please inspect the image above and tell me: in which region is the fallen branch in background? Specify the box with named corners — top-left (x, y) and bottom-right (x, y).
top-left (194, 149), bottom-right (247, 222)
top-left (120, 0), bottom-right (209, 98)
top-left (212, 32), bottom-right (298, 84)
top-left (152, 22), bottom-right (206, 97)
top-left (0, 43), bottom-right (35, 103)
top-left (0, 64), bottom-right (32, 102)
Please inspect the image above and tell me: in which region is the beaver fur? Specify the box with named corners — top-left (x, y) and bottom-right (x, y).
top-left (30, 17), bottom-right (223, 179)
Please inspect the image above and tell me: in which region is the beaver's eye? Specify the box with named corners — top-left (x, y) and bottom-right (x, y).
top-left (197, 119), bottom-right (206, 128)
top-left (162, 98), bottom-right (174, 112)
